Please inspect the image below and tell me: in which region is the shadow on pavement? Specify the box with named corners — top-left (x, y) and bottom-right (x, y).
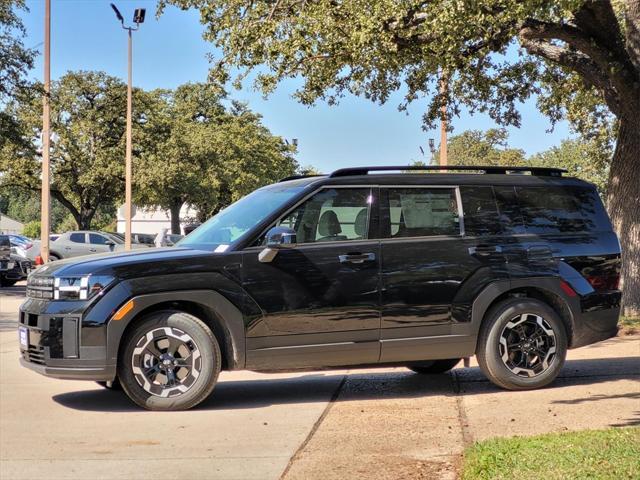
top-left (52, 355), bottom-right (639, 414)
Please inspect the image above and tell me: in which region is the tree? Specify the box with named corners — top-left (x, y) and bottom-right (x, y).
top-left (0, 71), bottom-right (143, 229)
top-left (435, 128), bottom-right (526, 166)
top-left (0, 0), bottom-right (35, 150)
top-left (136, 84), bottom-right (298, 233)
top-left (530, 138), bottom-right (611, 196)
top-left (162, 0), bottom-right (640, 313)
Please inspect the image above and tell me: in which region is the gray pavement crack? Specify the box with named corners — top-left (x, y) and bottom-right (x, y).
top-left (279, 374), bottom-right (348, 480)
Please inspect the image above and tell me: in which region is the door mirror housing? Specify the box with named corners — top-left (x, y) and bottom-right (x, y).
top-left (259, 226), bottom-right (297, 263)
top-left (105, 240), bottom-right (115, 247)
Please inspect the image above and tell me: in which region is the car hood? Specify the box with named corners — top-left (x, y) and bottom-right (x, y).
top-left (30, 247), bottom-right (218, 278)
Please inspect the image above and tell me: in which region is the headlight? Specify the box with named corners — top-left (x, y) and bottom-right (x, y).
top-left (53, 275), bottom-right (115, 300)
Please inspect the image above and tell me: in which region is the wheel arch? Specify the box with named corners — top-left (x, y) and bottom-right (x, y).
top-left (106, 290), bottom-right (246, 371)
top-left (469, 278), bottom-right (578, 352)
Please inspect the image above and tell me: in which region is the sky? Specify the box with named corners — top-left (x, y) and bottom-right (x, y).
top-left (18, 0), bottom-right (572, 173)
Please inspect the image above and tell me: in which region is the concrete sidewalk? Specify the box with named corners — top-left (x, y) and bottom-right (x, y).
top-left (283, 335), bottom-right (639, 480)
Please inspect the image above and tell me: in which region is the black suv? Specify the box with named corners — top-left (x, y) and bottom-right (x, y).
top-left (18, 166), bottom-right (621, 410)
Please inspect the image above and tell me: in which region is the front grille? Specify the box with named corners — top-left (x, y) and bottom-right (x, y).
top-left (26, 276), bottom-right (54, 299)
top-left (23, 345), bottom-right (45, 365)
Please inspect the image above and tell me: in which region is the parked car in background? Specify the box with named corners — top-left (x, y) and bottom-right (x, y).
top-left (45, 231), bottom-right (152, 260)
top-left (0, 235), bottom-right (13, 285)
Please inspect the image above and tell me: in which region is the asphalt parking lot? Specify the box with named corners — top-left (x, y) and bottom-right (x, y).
top-left (1, 283), bottom-right (639, 480)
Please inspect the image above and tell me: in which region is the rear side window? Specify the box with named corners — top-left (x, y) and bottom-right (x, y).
top-left (69, 233), bottom-right (85, 243)
top-left (516, 186), bottom-right (610, 234)
top-left (384, 188), bottom-right (460, 238)
top-left (460, 186), bottom-right (501, 236)
top-left (494, 186), bottom-right (526, 234)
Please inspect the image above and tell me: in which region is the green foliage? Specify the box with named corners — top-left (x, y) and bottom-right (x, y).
top-left (438, 128), bottom-right (526, 167)
top-left (462, 427), bottom-right (640, 480)
top-left (21, 220), bottom-right (39, 239)
top-left (0, 186), bottom-right (68, 230)
top-left (0, 0), bottom-right (35, 151)
top-left (530, 138), bottom-right (611, 197)
top-left (0, 71), bottom-right (152, 229)
top-left (135, 83), bottom-right (298, 225)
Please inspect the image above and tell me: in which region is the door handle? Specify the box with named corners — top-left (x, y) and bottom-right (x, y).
top-left (468, 245), bottom-right (502, 257)
top-left (339, 253), bottom-right (376, 264)
top-left (89, 248), bottom-right (97, 252)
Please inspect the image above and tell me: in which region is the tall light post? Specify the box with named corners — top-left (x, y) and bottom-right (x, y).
top-left (110, 3), bottom-right (145, 250)
top-left (40, 0), bottom-right (51, 263)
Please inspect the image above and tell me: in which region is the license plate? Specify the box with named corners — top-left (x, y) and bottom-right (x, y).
top-left (7, 261), bottom-right (15, 270)
top-left (19, 326), bottom-right (29, 349)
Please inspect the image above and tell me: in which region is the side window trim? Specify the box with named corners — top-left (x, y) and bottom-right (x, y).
top-left (247, 185), bottom-right (377, 248)
top-left (379, 185), bottom-right (464, 240)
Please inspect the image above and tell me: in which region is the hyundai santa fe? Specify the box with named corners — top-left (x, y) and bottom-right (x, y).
top-left (18, 165), bottom-right (622, 410)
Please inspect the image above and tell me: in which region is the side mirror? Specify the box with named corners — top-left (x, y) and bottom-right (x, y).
top-left (259, 226), bottom-right (297, 263)
top-left (105, 241), bottom-right (115, 247)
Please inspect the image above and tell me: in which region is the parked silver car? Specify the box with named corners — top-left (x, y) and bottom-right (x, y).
top-left (41, 231), bottom-right (152, 261)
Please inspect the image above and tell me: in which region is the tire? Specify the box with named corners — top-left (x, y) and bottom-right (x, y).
top-left (408, 358), bottom-right (461, 374)
top-left (477, 298), bottom-right (567, 391)
top-left (118, 310), bottom-right (221, 411)
top-left (49, 254), bottom-right (60, 261)
top-left (96, 378), bottom-right (122, 390)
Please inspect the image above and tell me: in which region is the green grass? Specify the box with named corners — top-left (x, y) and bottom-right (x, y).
top-left (462, 427), bottom-right (640, 480)
top-left (620, 316), bottom-right (640, 334)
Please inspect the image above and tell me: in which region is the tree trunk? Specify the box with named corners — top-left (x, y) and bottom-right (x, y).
top-left (607, 118), bottom-right (640, 316)
top-left (169, 200), bottom-right (183, 235)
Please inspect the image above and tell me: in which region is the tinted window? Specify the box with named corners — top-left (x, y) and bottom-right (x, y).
top-left (69, 233), bottom-right (85, 243)
top-left (89, 234), bottom-right (109, 245)
top-left (494, 186), bottom-right (526, 234)
top-left (516, 186), bottom-right (609, 234)
top-left (384, 188), bottom-right (459, 238)
top-left (278, 188), bottom-right (371, 244)
top-left (460, 186), bottom-right (501, 236)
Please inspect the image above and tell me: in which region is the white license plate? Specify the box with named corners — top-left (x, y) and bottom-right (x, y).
top-left (7, 262), bottom-right (15, 270)
top-left (19, 326), bottom-right (29, 349)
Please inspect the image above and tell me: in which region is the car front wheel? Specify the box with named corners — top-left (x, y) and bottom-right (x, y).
top-left (118, 310), bottom-right (221, 411)
top-left (477, 298), bottom-right (567, 391)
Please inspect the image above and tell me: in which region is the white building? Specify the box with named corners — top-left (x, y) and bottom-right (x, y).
top-left (0, 214), bottom-right (24, 235)
top-left (116, 204), bottom-right (198, 235)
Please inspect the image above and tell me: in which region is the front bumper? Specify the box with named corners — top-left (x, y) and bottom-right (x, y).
top-left (18, 303), bottom-right (115, 381)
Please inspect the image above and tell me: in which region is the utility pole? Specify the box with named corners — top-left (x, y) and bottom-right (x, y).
top-left (40, 0), bottom-right (51, 263)
top-left (111, 4), bottom-right (145, 250)
top-left (439, 73), bottom-right (448, 166)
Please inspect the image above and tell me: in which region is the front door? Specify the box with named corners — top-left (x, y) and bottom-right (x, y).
top-left (242, 186), bottom-right (381, 369)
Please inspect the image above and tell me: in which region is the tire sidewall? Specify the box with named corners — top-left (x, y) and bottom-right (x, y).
top-left (118, 311), bottom-right (220, 411)
top-left (479, 299), bottom-right (568, 390)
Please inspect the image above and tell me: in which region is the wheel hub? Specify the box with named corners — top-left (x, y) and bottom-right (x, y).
top-left (131, 327), bottom-right (202, 397)
top-left (498, 313), bottom-right (557, 378)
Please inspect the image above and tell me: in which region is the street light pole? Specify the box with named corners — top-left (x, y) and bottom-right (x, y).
top-left (111, 4), bottom-right (145, 251)
top-left (40, 0), bottom-right (51, 263)
top-left (125, 28), bottom-right (133, 250)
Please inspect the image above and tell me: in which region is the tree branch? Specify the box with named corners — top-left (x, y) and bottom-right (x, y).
top-left (518, 36), bottom-right (621, 116)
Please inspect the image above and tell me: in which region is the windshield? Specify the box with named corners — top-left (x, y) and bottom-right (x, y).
top-left (178, 184), bottom-right (305, 249)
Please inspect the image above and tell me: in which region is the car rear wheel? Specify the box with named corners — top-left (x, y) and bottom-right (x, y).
top-left (408, 358), bottom-right (461, 374)
top-left (477, 298), bottom-right (567, 390)
top-left (118, 310), bottom-right (221, 411)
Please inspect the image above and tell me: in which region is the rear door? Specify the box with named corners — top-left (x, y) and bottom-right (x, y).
top-left (378, 185), bottom-right (509, 363)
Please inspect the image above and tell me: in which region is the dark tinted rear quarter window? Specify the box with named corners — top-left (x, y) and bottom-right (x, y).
top-left (460, 186), bottom-right (501, 236)
top-left (516, 186), bottom-right (609, 234)
top-left (494, 186), bottom-right (526, 234)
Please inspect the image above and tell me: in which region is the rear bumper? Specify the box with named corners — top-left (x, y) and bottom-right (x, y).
top-left (571, 291), bottom-right (621, 348)
top-left (19, 357), bottom-right (115, 381)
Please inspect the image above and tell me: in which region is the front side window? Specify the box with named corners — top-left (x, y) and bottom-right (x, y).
top-left (69, 233), bottom-right (85, 244)
top-left (277, 188), bottom-right (371, 244)
top-left (89, 234), bottom-right (109, 245)
top-left (383, 188), bottom-right (460, 238)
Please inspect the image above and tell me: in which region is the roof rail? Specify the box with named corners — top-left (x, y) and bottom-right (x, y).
top-left (278, 174), bottom-right (325, 182)
top-left (329, 165), bottom-right (566, 177)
